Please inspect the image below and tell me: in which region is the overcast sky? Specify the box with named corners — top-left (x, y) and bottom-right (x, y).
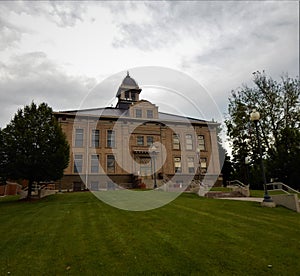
top-left (0, 1), bottom-right (299, 132)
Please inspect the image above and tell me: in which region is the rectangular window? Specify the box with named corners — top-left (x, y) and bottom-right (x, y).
top-left (91, 154), bottom-right (99, 173)
top-left (131, 94), bottom-right (136, 101)
top-left (90, 181), bottom-right (99, 191)
top-left (198, 135), bottom-right (205, 151)
top-left (200, 158), bottom-right (207, 174)
top-left (147, 136), bottom-right (154, 146)
top-left (75, 129), bottom-right (84, 147)
top-left (92, 129), bottom-right (100, 148)
top-left (107, 130), bottom-right (115, 148)
top-left (147, 110), bottom-right (153, 118)
top-left (107, 155), bottom-right (115, 173)
top-left (74, 154), bottom-right (83, 173)
top-left (125, 91), bottom-right (130, 99)
top-left (173, 134), bottom-right (180, 150)
top-left (137, 136), bottom-right (144, 146)
top-left (187, 157), bottom-right (195, 173)
top-left (174, 181), bottom-right (183, 188)
top-left (174, 157), bottom-right (182, 173)
top-left (135, 109), bottom-right (142, 118)
top-left (185, 134), bottom-right (193, 150)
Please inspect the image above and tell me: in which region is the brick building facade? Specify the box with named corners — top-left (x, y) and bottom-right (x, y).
top-left (54, 73), bottom-right (221, 191)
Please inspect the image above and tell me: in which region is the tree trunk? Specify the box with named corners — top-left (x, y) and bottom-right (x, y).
top-left (27, 180), bottom-right (33, 199)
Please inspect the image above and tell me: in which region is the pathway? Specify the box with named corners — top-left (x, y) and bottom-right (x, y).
top-left (219, 197), bottom-right (263, 202)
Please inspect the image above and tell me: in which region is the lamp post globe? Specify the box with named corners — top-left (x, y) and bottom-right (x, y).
top-left (250, 109), bottom-right (260, 122)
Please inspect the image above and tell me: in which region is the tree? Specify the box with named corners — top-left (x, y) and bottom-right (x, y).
top-left (215, 122), bottom-right (233, 186)
top-left (226, 71), bottom-right (300, 189)
top-left (1, 102), bottom-right (70, 198)
top-left (267, 127), bottom-right (300, 190)
top-left (0, 128), bottom-right (7, 184)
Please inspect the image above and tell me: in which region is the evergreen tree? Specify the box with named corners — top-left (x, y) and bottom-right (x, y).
top-left (1, 102), bottom-right (70, 198)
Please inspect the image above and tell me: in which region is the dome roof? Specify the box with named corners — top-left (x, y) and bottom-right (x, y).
top-left (122, 72), bottom-right (139, 87)
top-left (116, 71), bottom-right (140, 97)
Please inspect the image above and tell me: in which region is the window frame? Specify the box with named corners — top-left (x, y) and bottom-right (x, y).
top-left (135, 109), bottom-right (142, 118)
top-left (91, 129), bottom-right (100, 148)
top-left (200, 157), bottom-right (207, 174)
top-left (90, 154), bottom-right (100, 173)
top-left (174, 157), bottom-right (182, 173)
top-left (74, 154), bottom-right (83, 173)
top-left (198, 135), bottom-right (206, 151)
top-left (107, 130), bottom-right (115, 148)
top-left (137, 136), bottom-right (144, 146)
top-left (187, 157), bottom-right (195, 174)
top-left (185, 134), bottom-right (193, 150)
top-left (75, 128), bottom-right (84, 147)
top-left (90, 181), bottom-right (99, 191)
top-left (107, 155), bottom-right (115, 173)
top-left (173, 134), bottom-right (180, 150)
top-left (147, 136), bottom-right (154, 146)
top-left (147, 110), bottom-right (153, 119)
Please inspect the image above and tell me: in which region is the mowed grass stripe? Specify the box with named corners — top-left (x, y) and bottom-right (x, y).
top-left (0, 192), bottom-right (300, 275)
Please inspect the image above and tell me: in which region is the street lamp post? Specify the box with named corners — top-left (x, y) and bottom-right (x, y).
top-left (197, 148), bottom-right (201, 180)
top-left (245, 156), bottom-right (250, 186)
top-left (250, 109), bottom-right (273, 203)
top-left (149, 145), bottom-right (158, 189)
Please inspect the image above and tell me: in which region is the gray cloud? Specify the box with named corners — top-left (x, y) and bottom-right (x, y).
top-left (111, 0), bottom-right (298, 67)
top-left (0, 1), bottom-right (87, 51)
top-left (0, 17), bottom-right (27, 51)
top-left (112, 22), bottom-right (178, 50)
top-left (0, 1), bottom-right (87, 29)
top-left (0, 52), bottom-right (96, 128)
top-left (47, 1), bottom-right (86, 27)
top-left (0, 1), bottom-right (298, 131)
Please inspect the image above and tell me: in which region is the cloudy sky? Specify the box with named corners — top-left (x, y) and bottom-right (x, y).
top-left (0, 1), bottom-right (299, 132)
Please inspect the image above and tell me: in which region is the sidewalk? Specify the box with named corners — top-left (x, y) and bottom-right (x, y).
top-left (219, 197), bottom-right (263, 202)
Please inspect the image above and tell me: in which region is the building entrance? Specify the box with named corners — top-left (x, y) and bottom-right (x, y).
top-left (135, 156), bottom-right (152, 179)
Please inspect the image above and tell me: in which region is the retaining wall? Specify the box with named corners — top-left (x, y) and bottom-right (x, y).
top-left (271, 194), bottom-right (300, 213)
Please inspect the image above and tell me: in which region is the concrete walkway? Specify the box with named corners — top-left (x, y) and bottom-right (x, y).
top-left (219, 197), bottom-right (263, 202)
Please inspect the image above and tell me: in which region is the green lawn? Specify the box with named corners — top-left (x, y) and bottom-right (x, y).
top-left (250, 189), bottom-right (300, 199)
top-left (210, 187), bottom-right (232, 192)
top-left (0, 192), bottom-right (300, 275)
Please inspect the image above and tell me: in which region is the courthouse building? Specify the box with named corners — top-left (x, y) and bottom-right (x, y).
top-left (54, 73), bottom-right (221, 191)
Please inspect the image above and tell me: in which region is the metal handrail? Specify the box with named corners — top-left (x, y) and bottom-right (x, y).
top-left (266, 182), bottom-right (300, 194)
top-left (227, 180), bottom-right (248, 188)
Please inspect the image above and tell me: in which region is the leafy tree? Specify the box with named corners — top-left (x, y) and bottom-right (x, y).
top-left (1, 102), bottom-right (70, 198)
top-left (0, 128), bottom-right (7, 184)
top-left (267, 127), bottom-right (300, 190)
top-left (215, 122), bottom-right (233, 186)
top-left (226, 71), bottom-right (300, 189)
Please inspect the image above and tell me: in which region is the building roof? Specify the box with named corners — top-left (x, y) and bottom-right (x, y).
top-left (54, 106), bottom-right (215, 125)
top-left (54, 72), bottom-right (218, 126)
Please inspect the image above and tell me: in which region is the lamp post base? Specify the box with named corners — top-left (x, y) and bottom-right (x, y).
top-left (263, 193), bottom-right (274, 203)
top-left (261, 201), bottom-right (276, 208)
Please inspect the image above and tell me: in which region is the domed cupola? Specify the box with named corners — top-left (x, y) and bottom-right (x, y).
top-left (116, 71), bottom-right (142, 109)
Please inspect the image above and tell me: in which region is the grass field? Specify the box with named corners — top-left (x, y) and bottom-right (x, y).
top-left (250, 189), bottom-right (300, 199)
top-left (1, 192), bottom-right (300, 275)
